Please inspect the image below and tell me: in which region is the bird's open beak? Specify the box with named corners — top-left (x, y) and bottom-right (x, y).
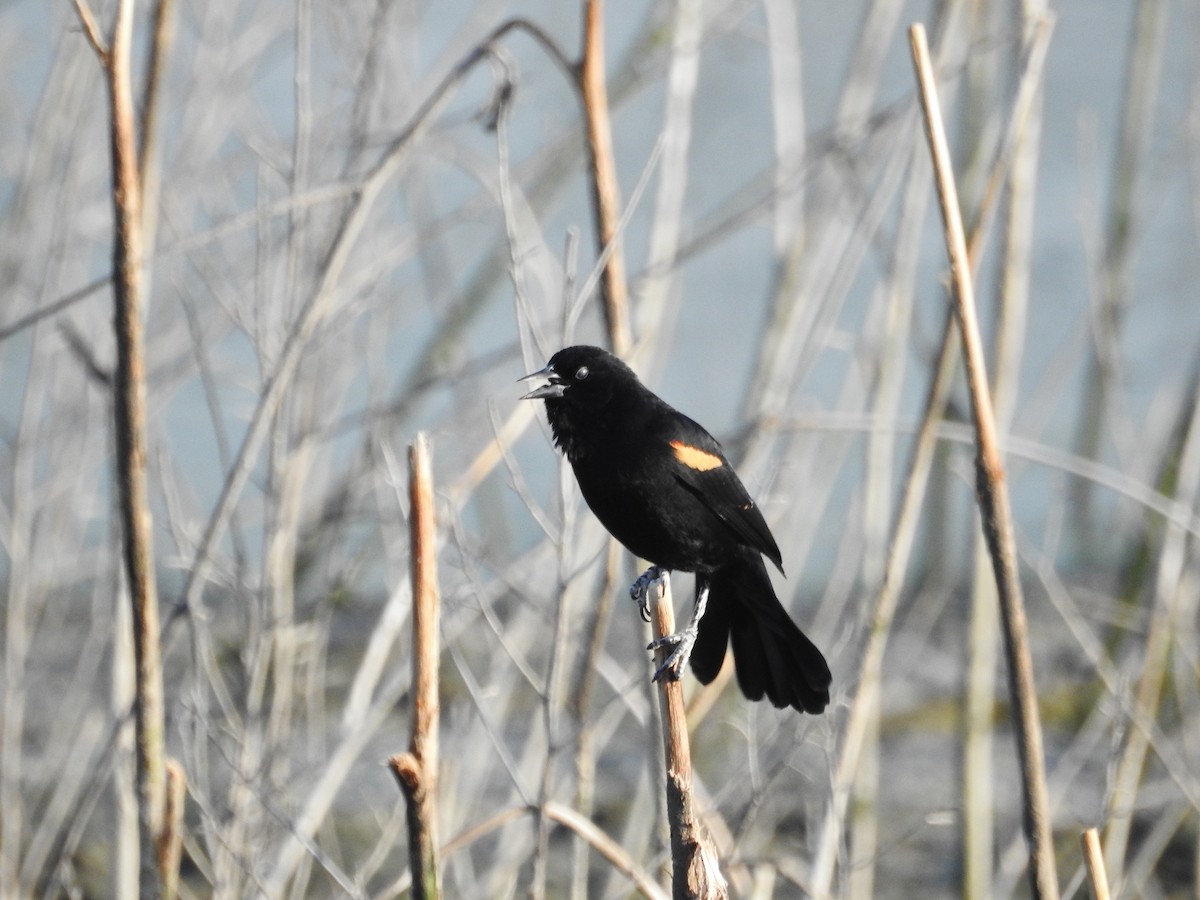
top-left (519, 363), bottom-right (566, 400)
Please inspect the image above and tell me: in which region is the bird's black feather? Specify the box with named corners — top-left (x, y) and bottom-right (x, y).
top-left (523, 345), bottom-right (830, 714)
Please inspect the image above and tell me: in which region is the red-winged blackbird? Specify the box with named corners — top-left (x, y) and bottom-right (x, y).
top-left (521, 345), bottom-right (830, 714)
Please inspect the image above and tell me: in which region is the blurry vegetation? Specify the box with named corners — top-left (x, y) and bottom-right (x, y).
top-left (1, 0), bottom-right (1198, 897)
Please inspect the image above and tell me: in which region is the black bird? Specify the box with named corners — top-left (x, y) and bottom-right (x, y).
top-left (521, 345), bottom-right (830, 714)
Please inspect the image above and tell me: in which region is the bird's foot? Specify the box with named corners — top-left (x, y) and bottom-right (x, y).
top-left (629, 566), bottom-right (666, 624)
top-left (647, 625), bottom-right (698, 682)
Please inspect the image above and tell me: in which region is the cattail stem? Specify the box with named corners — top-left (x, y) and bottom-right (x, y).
top-left (390, 433), bottom-right (441, 900)
top-left (646, 572), bottom-right (726, 900)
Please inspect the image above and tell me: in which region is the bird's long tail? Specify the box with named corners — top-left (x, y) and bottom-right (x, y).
top-left (689, 549), bottom-right (831, 714)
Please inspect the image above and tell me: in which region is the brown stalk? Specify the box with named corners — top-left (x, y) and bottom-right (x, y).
top-left (909, 23), bottom-right (1058, 900)
top-left (70, 0), bottom-right (172, 895)
top-left (963, 15), bottom-right (1051, 898)
top-left (389, 432), bottom-right (441, 900)
top-left (158, 759), bottom-right (186, 900)
top-left (1080, 828), bottom-right (1111, 900)
top-left (580, 0), bottom-right (632, 355)
top-left (810, 16), bottom-right (1055, 893)
top-left (646, 573), bottom-right (726, 900)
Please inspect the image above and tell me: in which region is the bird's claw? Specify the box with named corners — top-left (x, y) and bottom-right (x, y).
top-left (629, 567), bottom-right (696, 680)
top-left (647, 625), bottom-right (697, 682)
top-left (629, 566), bottom-right (665, 624)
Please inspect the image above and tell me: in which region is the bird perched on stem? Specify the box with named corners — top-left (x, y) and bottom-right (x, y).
top-left (521, 345), bottom-right (830, 714)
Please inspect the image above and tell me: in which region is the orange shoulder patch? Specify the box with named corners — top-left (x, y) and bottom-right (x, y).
top-left (669, 440), bottom-right (723, 472)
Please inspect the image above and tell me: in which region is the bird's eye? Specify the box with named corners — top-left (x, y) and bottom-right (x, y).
top-left (575, 366), bottom-right (589, 380)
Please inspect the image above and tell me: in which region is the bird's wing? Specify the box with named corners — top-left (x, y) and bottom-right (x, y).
top-left (664, 417), bottom-right (784, 572)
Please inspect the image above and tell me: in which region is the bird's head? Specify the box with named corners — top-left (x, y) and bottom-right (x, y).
top-left (518, 345), bottom-right (634, 409)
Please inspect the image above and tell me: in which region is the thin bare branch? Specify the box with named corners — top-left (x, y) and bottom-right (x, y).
top-left (1081, 828), bottom-right (1111, 900)
top-left (910, 22), bottom-right (1058, 900)
top-left (580, 0), bottom-right (631, 355)
top-left (70, 0), bottom-right (108, 61)
top-left (72, 0), bottom-right (173, 894)
top-left (390, 432), bottom-right (442, 900)
top-left (647, 572), bottom-right (727, 900)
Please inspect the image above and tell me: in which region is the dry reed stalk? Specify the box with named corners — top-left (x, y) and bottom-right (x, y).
top-left (633, 0), bottom-right (701, 370)
top-left (963, 14), bottom-right (1050, 896)
top-left (389, 433), bottom-right (442, 900)
top-left (1072, 0), bottom-right (1167, 545)
top-left (1081, 828), bottom-right (1111, 900)
top-left (568, 540), bottom-right (623, 899)
top-left (159, 759), bottom-right (186, 900)
top-left (135, 0), bottom-right (173, 288)
top-left (1103, 363), bottom-right (1200, 889)
top-left (910, 22), bottom-right (1058, 900)
top-left (809, 301), bottom-right (961, 895)
top-left (70, 0), bottom-right (175, 893)
top-left (645, 572), bottom-right (727, 900)
top-left (809, 15), bottom-right (1055, 894)
top-left (530, 455), bottom-right (581, 900)
top-left (580, 0), bottom-right (631, 355)
top-left (435, 801), bottom-right (668, 900)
